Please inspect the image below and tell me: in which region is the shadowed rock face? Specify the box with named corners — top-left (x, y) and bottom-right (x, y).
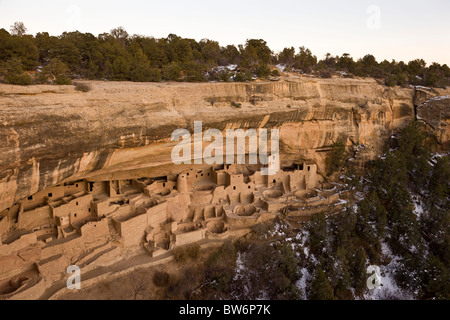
top-left (0, 78), bottom-right (446, 213)
top-left (417, 95), bottom-right (450, 150)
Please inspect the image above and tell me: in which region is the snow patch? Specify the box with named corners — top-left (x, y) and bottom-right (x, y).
top-left (275, 64), bottom-right (286, 71)
top-left (296, 267), bottom-right (311, 300)
top-left (364, 243), bottom-right (414, 300)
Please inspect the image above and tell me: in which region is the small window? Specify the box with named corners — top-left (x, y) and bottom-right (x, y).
top-left (233, 186), bottom-right (236, 190)
top-left (248, 186), bottom-right (251, 189)
top-left (76, 202), bottom-right (78, 206)
top-left (173, 186), bottom-right (176, 190)
top-left (76, 184), bottom-right (78, 187)
top-left (299, 164), bottom-right (304, 170)
top-left (28, 196), bottom-right (33, 200)
top-left (187, 173), bottom-right (189, 176)
top-left (88, 208), bottom-right (91, 212)
top-left (308, 166), bottom-right (310, 172)
top-left (207, 173), bottom-right (210, 176)
top-left (163, 183), bottom-right (165, 187)
top-left (273, 179), bottom-right (276, 184)
top-left (74, 213), bottom-right (77, 217)
top-left (48, 193), bottom-right (53, 197)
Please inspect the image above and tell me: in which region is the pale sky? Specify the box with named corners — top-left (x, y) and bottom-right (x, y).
top-left (1, 0), bottom-right (449, 65)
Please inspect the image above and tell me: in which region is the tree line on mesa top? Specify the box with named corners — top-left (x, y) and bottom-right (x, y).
top-left (1, 22), bottom-right (449, 88)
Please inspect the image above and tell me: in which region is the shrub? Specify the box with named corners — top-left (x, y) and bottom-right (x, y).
top-left (395, 73), bottom-right (408, 87)
top-left (385, 74), bottom-right (396, 87)
top-left (233, 69), bottom-right (253, 82)
top-left (111, 56), bottom-right (131, 80)
top-left (271, 69), bottom-right (280, 76)
top-left (35, 71), bottom-right (49, 84)
top-left (254, 64), bottom-right (271, 79)
top-left (206, 240), bottom-right (237, 267)
top-left (182, 61), bottom-right (207, 82)
top-left (1, 58), bottom-right (33, 85)
top-left (217, 69), bottom-right (231, 82)
top-left (162, 62), bottom-right (182, 81)
top-left (74, 82), bottom-right (91, 92)
top-left (186, 243), bottom-right (201, 259)
top-left (231, 101), bottom-right (242, 108)
top-left (173, 243), bottom-right (201, 263)
top-left (41, 59), bottom-right (72, 85)
top-left (319, 70), bottom-right (333, 78)
top-left (5, 72), bottom-right (33, 85)
top-left (251, 223), bottom-right (270, 237)
top-left (54, 75), bottom-right (72, 85)
top-left (130, 66), bottom-right (161, 82)
top-left (152, 271), bottom-right (170, 287)
top-left (173, 246), bottom-right (188, 263)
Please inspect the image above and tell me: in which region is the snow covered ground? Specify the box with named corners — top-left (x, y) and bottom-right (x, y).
top-left (364, 243), bottom-right (414, 300)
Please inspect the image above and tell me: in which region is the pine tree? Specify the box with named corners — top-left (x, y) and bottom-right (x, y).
top-left (310, 267), bottom-right (335, 300)
top-left (162, 62), bottom-right (182, 81)
top-left (129, 47), bottom-right (161, 82)
top-left (349, 249), bottom-right (368, 296)
top-left (308, 212), bottom-right (328, 255)
top-left (111, 56), bottom-right (131, 81)
top-left (421, 255), bottom-right (449, 300)
top-left (40, 58), bottom-right (72, 85)
top-left (1, 57), bottom-right (33, 85)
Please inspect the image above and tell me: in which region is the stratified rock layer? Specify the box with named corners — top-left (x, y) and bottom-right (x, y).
top-left (0, 78), bottom-right (447, 213)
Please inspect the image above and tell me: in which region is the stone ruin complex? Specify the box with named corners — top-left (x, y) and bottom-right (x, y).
top-left (0, 161), bottom-right (350, 298)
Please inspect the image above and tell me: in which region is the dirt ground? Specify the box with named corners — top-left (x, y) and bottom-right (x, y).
top-left (58, 247), bottom-right (218, 300)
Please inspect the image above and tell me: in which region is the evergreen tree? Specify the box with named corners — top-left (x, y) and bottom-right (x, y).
top-left (278, 243), bottom-right (300, 284)
top-left (326, 141), bottom-right (347, 175)
top-left (310, 267), bottom-right (335, 300)
top-left (421, 254), bottom-right (450, 300)
top-left (277, 47), bottom-right (295, 68)
top-left (129, 47), bottom-right (161, 82)
top-left (111, 56), bottom-right (131, 80)
top-left (336, 53), bottom-right (355, 72)
top-left (308, 212), bottom-right (328, 255)
top-left (1, 57), bottom-right (33, 85)
top-left (40, 58), bottom-right (72, 84)
top-left (162, 62), bottom-right (182, 81)
top-left (349, 249), bottom-right (368, 296)
top-left (293, 46), bottom-right (317, 73)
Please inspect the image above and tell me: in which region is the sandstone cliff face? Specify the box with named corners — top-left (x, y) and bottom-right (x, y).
top-left (0, 77), bottom-right (438, 213)
top-left (416, 94), bottom-right (450, 150)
